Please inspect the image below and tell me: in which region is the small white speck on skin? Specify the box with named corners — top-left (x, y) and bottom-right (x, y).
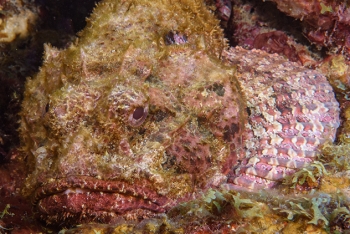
top-left (201, 89), bottom-right (209, 98)
top-left (291, 136), bottom-right (306, 146)
top-left (262, 147), bottom-right (278, 156)
top-left (253, 125), bottom-right (267, 138)
top-left (102, 151), bottom-right (111, 162)
top-left (247, 156), bottom-right (260, 166)
top-left (270, 134), bottom-right (283, 146)
top-left (287, 148), bottom-right (298, 158)
top-left (295, 122), bottom-right (304, 131)
top-left (305, 89), bottom-right (315, 96)
top-left (245, 140), bottom-right (256, 150)
top-left (35, 147), bottom-right (48, 164)
top-left (271, 121), bottom-right (282, 132)
top-left (262, 112), bottom-right (274, 123)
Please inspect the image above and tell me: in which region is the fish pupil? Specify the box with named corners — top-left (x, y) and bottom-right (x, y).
top-left (133, 107), bottom-right (144, 120)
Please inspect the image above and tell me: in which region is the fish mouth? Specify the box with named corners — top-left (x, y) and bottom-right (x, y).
top-left (32, 176), bottom-right (171, 226)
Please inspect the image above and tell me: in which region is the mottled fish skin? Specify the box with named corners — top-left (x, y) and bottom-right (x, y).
top-left (20, 0), bottom-right (245, 227)
top-left (223, 47), bottom-right (340, 189)
top-left (19, 0), bottom-right (339, 228)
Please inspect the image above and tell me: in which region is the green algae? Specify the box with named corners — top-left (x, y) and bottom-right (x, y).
top-left (273, 199), bottom-right (312, 221)
top-left (283, 161), bottom-right (328, 189)
top-left (168, 188), bottom-right (264, 221)
top-left (322, 141), bottom-right (350, 171)
top-left (320, 3), bottom-right (333, 14)
top-left (0, 204), bottom-right (14, 231)
top-left (309, 197), bottom-right (329, 226)
top-left (0, 204), bottom-right (13, 219)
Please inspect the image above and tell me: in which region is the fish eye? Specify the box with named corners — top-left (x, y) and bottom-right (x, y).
top-left (128, 105), bottom-right (148, 127)
top-left (133, 106), bottom-right (145, 120)
top-left (108, 86), bottom-right (149, 127)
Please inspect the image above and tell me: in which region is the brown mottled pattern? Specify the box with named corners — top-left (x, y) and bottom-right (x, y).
top-left (223, 47), bottom-right (340, 189)
top-left (19, 0), bottom-right (340, 228)
top-left (19, 0), bottom-right (245, 226)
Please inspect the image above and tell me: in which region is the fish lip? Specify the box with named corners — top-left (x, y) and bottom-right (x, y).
top-left (32, 175), bottom-right (170, 208)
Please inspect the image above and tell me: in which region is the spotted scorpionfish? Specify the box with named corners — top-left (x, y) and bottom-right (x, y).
top-left (20, 0), bottom-right (339, 227)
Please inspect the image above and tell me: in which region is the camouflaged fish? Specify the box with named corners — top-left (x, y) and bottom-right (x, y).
top-left (20, 0), bottom-right (339, 227)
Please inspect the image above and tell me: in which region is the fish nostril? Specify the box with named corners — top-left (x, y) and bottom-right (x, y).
top-left (45, 103), bottom-right (49, 113)
top-left (164, 31), bottom-right (188, 45)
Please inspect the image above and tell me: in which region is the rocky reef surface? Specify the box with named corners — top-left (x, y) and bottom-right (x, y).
top-left (1, 0), bottom-right (350, 233)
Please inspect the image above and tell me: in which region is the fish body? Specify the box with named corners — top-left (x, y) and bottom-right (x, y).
top-left (20, 0), bottom-right (339, 227)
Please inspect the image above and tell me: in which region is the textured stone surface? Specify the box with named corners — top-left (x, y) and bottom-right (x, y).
top-left (19, 0), bottom-right (340, 228)
top-left (0, 0), bottom-right (38, 43)
top-left (269, 0), bottom-right (350, 58)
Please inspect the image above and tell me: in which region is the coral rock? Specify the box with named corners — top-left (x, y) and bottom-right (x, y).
top-left (0, 0), bottom-right (38, 43)
top-left (270, 0), bottom-right (350, 57)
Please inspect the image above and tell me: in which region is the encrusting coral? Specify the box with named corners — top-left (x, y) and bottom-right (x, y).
top-left (16, 0), bottom-right (346, 232)
top-left (269, 0), bottom-right (350, 57)
top-left (0, 0), bottom-right (38, 43)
